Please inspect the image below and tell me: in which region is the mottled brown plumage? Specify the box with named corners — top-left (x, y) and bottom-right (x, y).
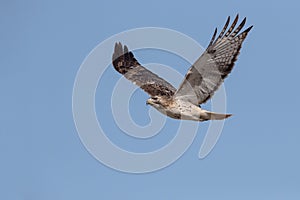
top-left (175, 15), bottom-right (253, 105)
top-left (112, 42), bottom-right (176, 98)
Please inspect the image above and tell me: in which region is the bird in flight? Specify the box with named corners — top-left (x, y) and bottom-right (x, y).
top-left (112, 15), bottom-right (252, 122)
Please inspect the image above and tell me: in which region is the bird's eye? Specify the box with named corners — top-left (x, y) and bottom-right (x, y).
top-left (152, 97), bottom-right (158, 100)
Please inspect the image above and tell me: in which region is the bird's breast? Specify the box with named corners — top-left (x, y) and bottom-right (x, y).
top-left (153, 100), bottom-right (202, 121)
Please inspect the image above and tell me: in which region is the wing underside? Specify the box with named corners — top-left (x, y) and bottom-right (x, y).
top-left (175, 15), bottom-right (253, 105)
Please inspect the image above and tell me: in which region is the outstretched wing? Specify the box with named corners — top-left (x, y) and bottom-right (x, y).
top-left (174, 15), bottom-right (253, 105)
top-left (112, 42), bottom-right (176, 97)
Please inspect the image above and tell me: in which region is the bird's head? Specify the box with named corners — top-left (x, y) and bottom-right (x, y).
top-left (146, 96), bottom-right (162, 107)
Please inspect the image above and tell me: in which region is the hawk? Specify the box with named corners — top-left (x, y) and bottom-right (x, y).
top-left (112, 15), bottom-right (252, 121)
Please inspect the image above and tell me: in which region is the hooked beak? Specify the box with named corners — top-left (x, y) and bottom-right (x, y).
top-left (146, 99), bottom-right (151, 105)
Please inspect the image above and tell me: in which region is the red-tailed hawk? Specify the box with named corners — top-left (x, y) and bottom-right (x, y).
top-left (112, 15), bottom-right (252, 121)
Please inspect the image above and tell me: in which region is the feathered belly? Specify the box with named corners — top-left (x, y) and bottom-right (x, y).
top-left (155, 101), bottom-right (202, 121)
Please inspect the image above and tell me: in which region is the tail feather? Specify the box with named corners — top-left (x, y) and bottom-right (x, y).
top-left (201, 110), bottom-right (232, 121)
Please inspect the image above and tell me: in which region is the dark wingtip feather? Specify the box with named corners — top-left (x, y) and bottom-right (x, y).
top-left (209, 27), bottom-right (218, 46)
top-left (215, 16), bottom-right (231, 43)
top-left (230, 17), bottom-right (247, 37)
top-left (124, 45), bottom-right (129, 53)
top-left (112, 42), bottom-right (123, 63)
top-left (224, 14), bottom-right (239, 37)
top-left (244, 25), bottom-right (254, 33)
top-left (225, 16), bottom-right (231, 27)
top-left (240, 17), bottom-right (247, 28)
top-left (235, 13), bottom-right (239, 20)
top-left (233, 14), bottom-right (239, 26)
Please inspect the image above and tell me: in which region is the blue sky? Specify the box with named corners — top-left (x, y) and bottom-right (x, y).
top-left (1, 0), bottom-right (300, 199)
